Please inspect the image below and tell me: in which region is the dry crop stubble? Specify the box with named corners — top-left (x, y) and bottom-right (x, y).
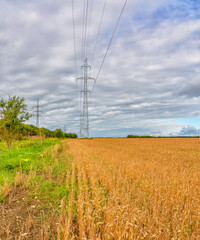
top-left (66, 138), bottom-right (200, 239)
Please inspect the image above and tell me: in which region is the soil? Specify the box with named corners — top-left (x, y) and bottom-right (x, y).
top-left (0, 187), bottom-right (57, 240)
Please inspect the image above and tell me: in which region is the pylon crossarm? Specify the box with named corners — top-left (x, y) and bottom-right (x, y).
top-left (81, 90), bottom-right (91, 93)
top-left (77, 77), bottom-right (95, 81)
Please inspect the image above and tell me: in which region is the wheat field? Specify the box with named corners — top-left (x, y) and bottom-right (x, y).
top-left (0, 138), bottom-right (199, 239)
top-left (63, 138), bottom-right (200, 239)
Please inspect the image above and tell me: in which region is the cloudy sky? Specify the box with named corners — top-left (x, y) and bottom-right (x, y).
top-left (0, 0), bottom-right (200, 137)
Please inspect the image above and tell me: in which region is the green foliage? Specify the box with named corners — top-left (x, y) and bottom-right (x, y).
top-left (0, 139), bottom-right (58, 187)
top-left (53, 129), bottom-right (78, 139)
top-left (53, 130), bottom-right (79, 139)
top-left (0, 96), bottom-right (31, 148)
top-left (0, 139), bottom-right (74, 207)
top-left (0, 195), bottom-right (5, 203)
top-left (20, 123), bottom-right (38, 136)
top-left (41, 127), bottom-right (54, 138)
top-left (19, 124), bottom-right (54, 138)
top-left (0, 96), bottom-right (78, 143)
top-left (53, 128), bottom-right (64, 138)
top-left (38, 181), bottom-right (70, 205)
top-left (64, 132), bottom-right (78, 138)
top-left (19, 124), bottom-right (77, 139)
top-left (127, 135), bottom-right (154, 138)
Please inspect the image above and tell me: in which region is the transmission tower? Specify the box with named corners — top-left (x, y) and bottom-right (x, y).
top-left (77, 58), bottom-right (95, 138)
top-left (63, 124), bottom-right (67, 133)
top-left (34, 98), bottom-right (43, 128)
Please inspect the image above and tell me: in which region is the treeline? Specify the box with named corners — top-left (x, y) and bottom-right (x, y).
top-left (127, 135), bottom-right (199, 138)
top-left (0, 96), bottom-right (77, 148)
top-left (20, 124), bottom-right (77, 139)
top-left (127, 135), bottom-right (154, 138)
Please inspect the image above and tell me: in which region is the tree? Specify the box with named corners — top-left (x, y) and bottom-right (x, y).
top-left (64, 133), bottom-right (78, 138)
top-left (41, 127), bottom-right (54, 138)
top-left (0, 96), bottom-right (31, 148)
top-left (53, 128), bottom-right (64, 138)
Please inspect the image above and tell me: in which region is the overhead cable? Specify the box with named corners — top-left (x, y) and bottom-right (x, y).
top-left (91, 0), bottom-right (107, 67)
top-left (83, 0), bottom-right (89, 59)
top-left (92, 0), bottom-right (128, 93)
top-left (86, 0), bottom-right (94, 59)
top-left (81, 0), bottom-right (86, 61)
top-left (72, 0), bottom-right (77, 79)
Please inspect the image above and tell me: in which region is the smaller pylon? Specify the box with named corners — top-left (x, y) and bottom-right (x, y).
top-left (34, 98), bottom-right (43, 128)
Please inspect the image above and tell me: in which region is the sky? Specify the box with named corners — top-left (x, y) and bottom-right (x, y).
top-left (0, 0), bottom-right (200, 137)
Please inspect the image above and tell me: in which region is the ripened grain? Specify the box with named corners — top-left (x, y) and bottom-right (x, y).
top-left (66, 138), bottom-right (200, 239)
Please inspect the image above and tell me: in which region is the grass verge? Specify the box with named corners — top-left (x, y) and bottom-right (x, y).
top-left (0, 139), bottom-right (78, 239)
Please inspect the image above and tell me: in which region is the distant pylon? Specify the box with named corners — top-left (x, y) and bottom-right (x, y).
top-left (77, 58), bottom-right (95, 138)
top-left (34, 98), bottom-right (42, 128)
top-left (64, 124), bottom-right (66, 133)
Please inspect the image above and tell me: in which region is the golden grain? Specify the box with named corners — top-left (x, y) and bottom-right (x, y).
top-left (66, 138), bottom-right (200, 239)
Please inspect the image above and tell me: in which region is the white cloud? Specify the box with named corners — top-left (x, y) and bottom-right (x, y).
top-left (0, 0), bottom-right (200, 136)
top-left (176, 124), bottom-right (200, 136)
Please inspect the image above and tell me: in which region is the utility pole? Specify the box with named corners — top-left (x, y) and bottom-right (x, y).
top-left (77, 58), bottom-right (95, 138)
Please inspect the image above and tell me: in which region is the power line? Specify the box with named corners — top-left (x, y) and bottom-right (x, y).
top-left (74, 0), bottom-right (128, 137)
top-left (92, 0), bottom-right (128, 92)
top-left (0, 74), bottom-right (24, 95)
top-left (40, 116), bottom-right (58, 130)
top-left (83, 0), bottom-right (89, 59)
top-left (72, 0), bottom-right (80, 131)
top-left (91, 0), bottom-right (107, 67)
top-left (0, 73), bottom-right (36, 98)
top-left (81, 0), bottom-right (86, 61)
top-left (75, 0), bottom-right (107, 138)
top-left (72, 0), bottom-right (77, 79)
top-left (86, 0), bottom-right (94, 59)
top-left (40, 118), bottom-right (50, 129)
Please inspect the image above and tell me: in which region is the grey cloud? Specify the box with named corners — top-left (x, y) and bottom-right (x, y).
top-left (0, 0), bottom-right (200, 137)
top-left (179, 80), bottom-right (200, 97)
